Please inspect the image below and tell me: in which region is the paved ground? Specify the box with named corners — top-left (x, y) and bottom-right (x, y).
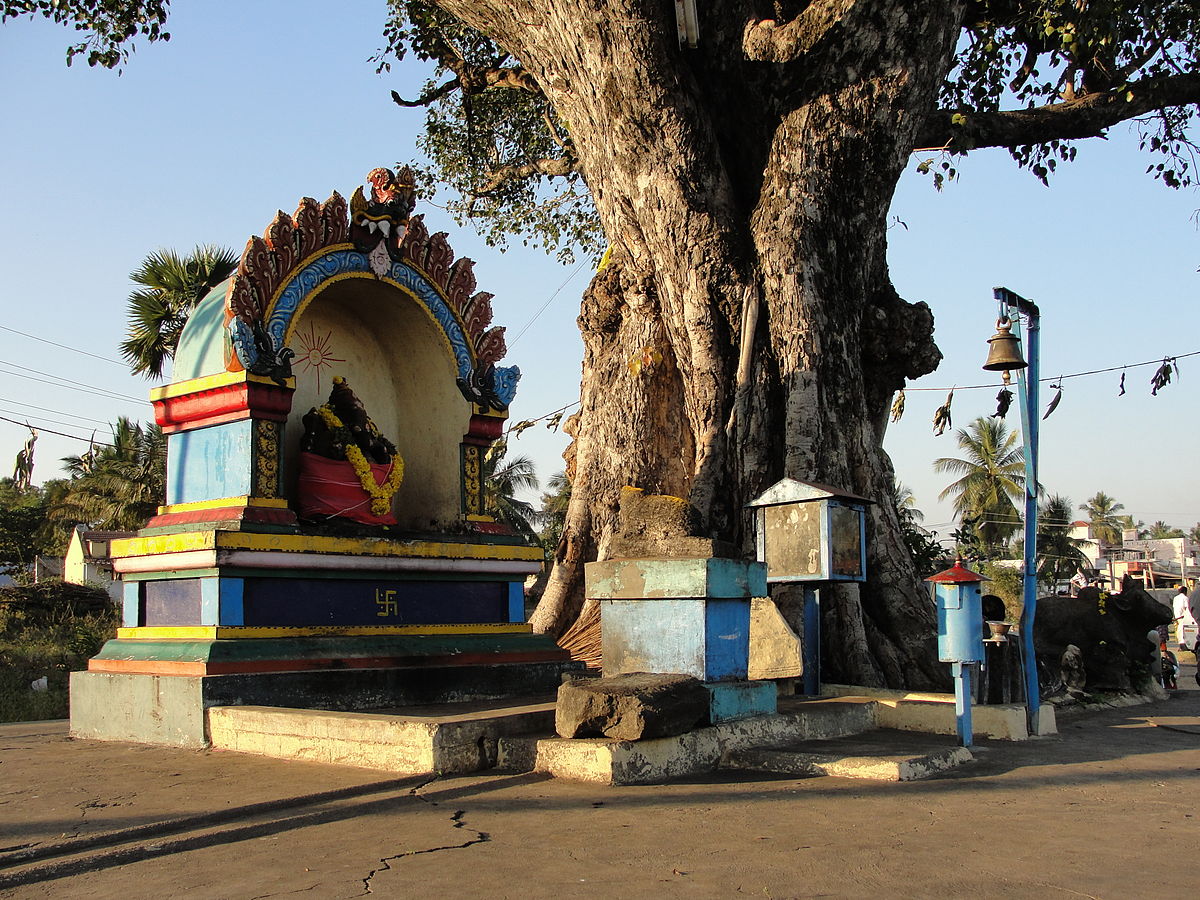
top-left (3, 658), bottom-right (1199, 899)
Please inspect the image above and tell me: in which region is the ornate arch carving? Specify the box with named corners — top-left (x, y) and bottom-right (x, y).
top-left (222, 168), bottom-right (520, 413)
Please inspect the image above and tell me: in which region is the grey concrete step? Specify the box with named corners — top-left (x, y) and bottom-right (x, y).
top-left (206, 695), bottom-right (556, 775)
top-left (722, 729), bottom-right (974, 781)
top-left (496, 696), bottom-right (883, 784)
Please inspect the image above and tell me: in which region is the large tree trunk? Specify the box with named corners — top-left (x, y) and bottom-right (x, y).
top-left (445, 0), bottom-right (965, 688)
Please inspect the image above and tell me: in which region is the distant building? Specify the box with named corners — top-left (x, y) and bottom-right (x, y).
top-left (63, 526), bottom-right (135, 601)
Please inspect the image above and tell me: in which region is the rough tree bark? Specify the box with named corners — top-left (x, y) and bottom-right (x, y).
top-left (436, 0), bottom-right (967, 687)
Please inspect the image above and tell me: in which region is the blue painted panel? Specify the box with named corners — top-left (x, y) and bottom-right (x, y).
top-left (507, 582), bottom-right (525, 623)
top-left (703, 598), bottom-right (750, 681)
top-left (220, 578), bottom-right (245, 626)
top-left (143, 580), bottom-right (204, 625)
top-left (200, 578), bottom-right (219, 626)
top-left (122, 581), bottom-right (140, 628)
top-left (706, 681), bottom-right (776, 723)
top-left (602, 598), bottom-right (706, 678)
top-left (166, 420), bottom-right (253, 505)
top-left (707, 558), bottom-right (767, 598)
top-left (241, 578), bottom-right (508, 626)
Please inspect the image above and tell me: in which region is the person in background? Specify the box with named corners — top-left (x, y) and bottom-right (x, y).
top-left (1172, 585), bottom-right (1198, 652)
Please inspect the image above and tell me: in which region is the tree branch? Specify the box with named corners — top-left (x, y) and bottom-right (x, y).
top-left (391, 79), bottom-right (460, 108)
top-left (472, 154), bottom-right (579, 195)
top-left (742, 0), bottom-right (860, 63)
top-left (915, 72), bottom-right (1200, 151)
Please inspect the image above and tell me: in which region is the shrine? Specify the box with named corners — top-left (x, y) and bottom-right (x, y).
top-left (70, 169), bottom-right (576, 747)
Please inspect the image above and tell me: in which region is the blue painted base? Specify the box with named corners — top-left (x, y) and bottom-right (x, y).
top-left (705, 680), bottom-right (777, 724)
top-left (602, 596), bottom-right (751, 681)
top-left (125, 575), bottom-right (528, 627)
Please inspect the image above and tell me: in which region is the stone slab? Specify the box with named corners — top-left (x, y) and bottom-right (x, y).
top-left (585, 557), bottom-right (767, 600)
top-left (555, 673), bottom-right (709, 740)
top-left (748, 597), bottom-right (803, 680)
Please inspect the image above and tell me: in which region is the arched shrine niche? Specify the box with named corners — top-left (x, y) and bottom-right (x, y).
top-left (150, 168), bottom-right (520, 535)
top-left (284, 276), bottom-right (467, 530)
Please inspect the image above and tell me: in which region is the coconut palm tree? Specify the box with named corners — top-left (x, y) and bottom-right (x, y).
top-left (890, 481), bottom-right (924, 524)
top-left (1147, 521), bottom-right (1185, 539)
top-left (48, 418), bottom-right (166, 532)
top-left (1034, 494), bottom-right (1091, 590)
top-left (933, 417), bottom-right (1026, 555)
top-left (538, 471), bottom-right (572, 549)
top-left (1078, 492), bottom-right (1126, 545)
top-left (481, 441), bottom-right (541, 539)
top-left (120, 245), bottom-right (238, 379)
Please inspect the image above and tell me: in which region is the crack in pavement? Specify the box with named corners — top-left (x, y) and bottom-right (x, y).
top-left (359, 777), bottom-right (491, 894)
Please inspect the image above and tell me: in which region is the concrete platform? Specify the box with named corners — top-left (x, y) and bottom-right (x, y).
top-left (822, 683), bottom-right (1058, 740)
top-left (496, 697), bottom-right (879, 784)
top-left (723, 730), bottom-right (974, 781)
top-left (206, 695), bottom-right (556, 775)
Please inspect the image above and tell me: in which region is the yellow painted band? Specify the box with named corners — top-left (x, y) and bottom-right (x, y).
top-left (150, 370), bottom-right (294, 401)
top-left (156, 497), bottom-right (290, 514)
top-left (466, 514), bottom-right (495, 523)
top-left (111, 530), bottom-right (542, 561)
top-left (117, 624), bottom-right (532, 640)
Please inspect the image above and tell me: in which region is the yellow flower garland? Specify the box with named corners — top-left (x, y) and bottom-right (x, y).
top-left (315, 405), bottom-right (404, 516)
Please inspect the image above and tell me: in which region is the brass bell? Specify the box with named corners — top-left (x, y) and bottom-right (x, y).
top-left (982, 317), bottom-right (1027, 372)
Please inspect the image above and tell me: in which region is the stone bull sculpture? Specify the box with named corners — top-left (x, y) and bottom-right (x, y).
top-left (1034, 577), bottom-right (1171, 694)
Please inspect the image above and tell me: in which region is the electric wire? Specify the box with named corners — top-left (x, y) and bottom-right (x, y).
top-left (0, 361), bottom-right (144, 404)
top-left (0, 409), bottom-right (113, 435)
top-left (0, 324), bottom-right (127, 367)
top-left (0, 414), bottom-right (118, 448)
top-left (906, 349), bottom-right (1200, 391)
top-left (507, 259), bottom-right (588, 348)
top-left (0, 397), bottom-right (112, 426)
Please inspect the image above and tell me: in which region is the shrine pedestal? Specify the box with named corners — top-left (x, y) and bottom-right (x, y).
top-left (70, 529), bottom-right (578, 747)
top-left (585, 556), bottom-right (777, 723)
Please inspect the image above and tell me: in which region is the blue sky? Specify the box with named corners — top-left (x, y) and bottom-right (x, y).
top-left (1, 2), bottom-right (1197, 540)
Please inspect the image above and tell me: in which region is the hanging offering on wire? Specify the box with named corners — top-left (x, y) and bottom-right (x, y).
top-left (1151, 358), bottom-right (1175, 395)
top-left (992, 387), bottom-right (1013, 419)
top-left (1042, 381), bottom-right (1063, 420)
top-left (890, 388), bottom-right (906, 423)
top-left (932, 388), bottom-right (954, 436)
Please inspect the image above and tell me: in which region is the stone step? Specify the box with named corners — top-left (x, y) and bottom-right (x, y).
top-left (496, 696), bottom-right (881, 785)
top-left (722, 730), bottom-right (974, 781)
top-left (206, 695), bottom-right (556, 775)
top-left (821, 684), bottom-right (1057, 740)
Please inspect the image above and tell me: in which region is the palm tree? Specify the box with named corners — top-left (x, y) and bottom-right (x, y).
top-left (1148, 521), bottom-right (1185, 539)
top-left (538, 471), bottom-right (572, 549)
top-left (890, 481), bottom-right (924, 524)
top-left (933, 417), bottom-right (1026, 555)
top-left (1190, 523), bottom-right (1200, 545)
top-left (481, 441), bottom-right (541, 539)
top-left (1035, 494), bottom-right (1091, 589)
top-left (121, 245), bottom-right (238, 379)
top-left (1078, 491), bottom-right (1125, 545)
top-left (48, 418), bottom-right (166, 532)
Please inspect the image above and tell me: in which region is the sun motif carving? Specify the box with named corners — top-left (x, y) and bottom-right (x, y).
top-left (295, 323), bottom-right (345, 390)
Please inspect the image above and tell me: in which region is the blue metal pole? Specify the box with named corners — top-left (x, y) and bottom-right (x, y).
top-left (952, 661), bottom-right (973, 747)
top-left (802, 585), bottom-right (821, 696)
top-left (995, 287), bottom-right (1041, 735)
